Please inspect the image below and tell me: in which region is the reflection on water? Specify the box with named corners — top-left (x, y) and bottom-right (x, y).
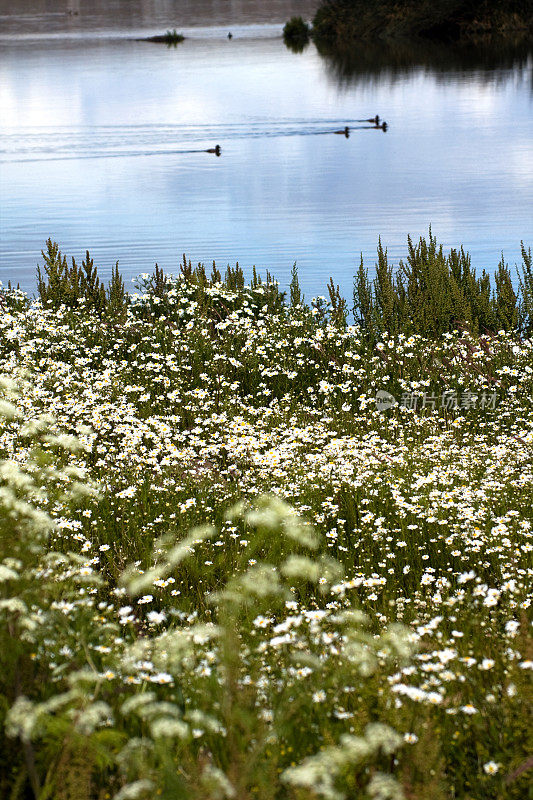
top-left (315, 36), bottom-right (533, 91)
top-left (0, 3), bottom-right (532, 299)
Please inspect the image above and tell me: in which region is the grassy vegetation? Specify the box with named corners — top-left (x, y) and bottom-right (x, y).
top-left (0, 234), bottom-right (532, 799)
top-left (310, 0), bottom-right (533, 44)
top-left (353, 231), bottom-right (532, 342)
top-left (37, 240), bottom-right (127, 321)
top-left (144, 29), bottom-right (185, 45)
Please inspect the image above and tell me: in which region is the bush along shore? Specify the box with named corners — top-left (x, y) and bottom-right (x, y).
top-left (0, 233), bottom-right (532, 799)
top-left (286, 0), bottom-right (533, 47)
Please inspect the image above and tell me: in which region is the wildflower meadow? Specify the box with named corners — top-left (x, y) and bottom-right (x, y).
top-left (0, 235), bottom-right (531, 800)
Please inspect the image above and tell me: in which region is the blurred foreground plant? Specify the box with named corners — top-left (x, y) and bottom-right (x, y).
top-left (0, 389), bottom-right (411, 799)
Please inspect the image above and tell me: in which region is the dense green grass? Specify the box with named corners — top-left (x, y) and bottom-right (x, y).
top-left (0, 236), bottom-right (531, 799)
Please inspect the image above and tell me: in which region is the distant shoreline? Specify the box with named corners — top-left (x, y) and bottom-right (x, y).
top-left (310, 0), bottom-right (533, 46)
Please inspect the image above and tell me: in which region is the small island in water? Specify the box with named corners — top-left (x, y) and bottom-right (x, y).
top-left (139, 28), bottom-right (185, 44)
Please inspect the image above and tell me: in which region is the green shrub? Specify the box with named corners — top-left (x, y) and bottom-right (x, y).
top-left (283, 16), bottom-right (311, 51)
top-left (353, 230), bottom-right (530, 341)
top-left (37, 239), bottom-right (128, 319)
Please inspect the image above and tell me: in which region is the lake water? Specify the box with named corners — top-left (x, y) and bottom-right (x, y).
top-left (1, 1), bottom-right (532, 299)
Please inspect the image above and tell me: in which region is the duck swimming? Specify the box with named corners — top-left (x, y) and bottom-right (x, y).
top-left (334, 126), bottom-right (350, 137)
top-left (206, 145), bottom-right (221, 156)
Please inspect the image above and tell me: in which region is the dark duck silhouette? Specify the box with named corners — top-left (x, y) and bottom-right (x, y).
top-left (334, 126), bottom-right (350, 137)
top-left (206, 145), bottom-right (221, 156)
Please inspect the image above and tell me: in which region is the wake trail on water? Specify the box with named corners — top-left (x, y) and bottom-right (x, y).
top-left (0, 119), bottom-right (386, 163)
